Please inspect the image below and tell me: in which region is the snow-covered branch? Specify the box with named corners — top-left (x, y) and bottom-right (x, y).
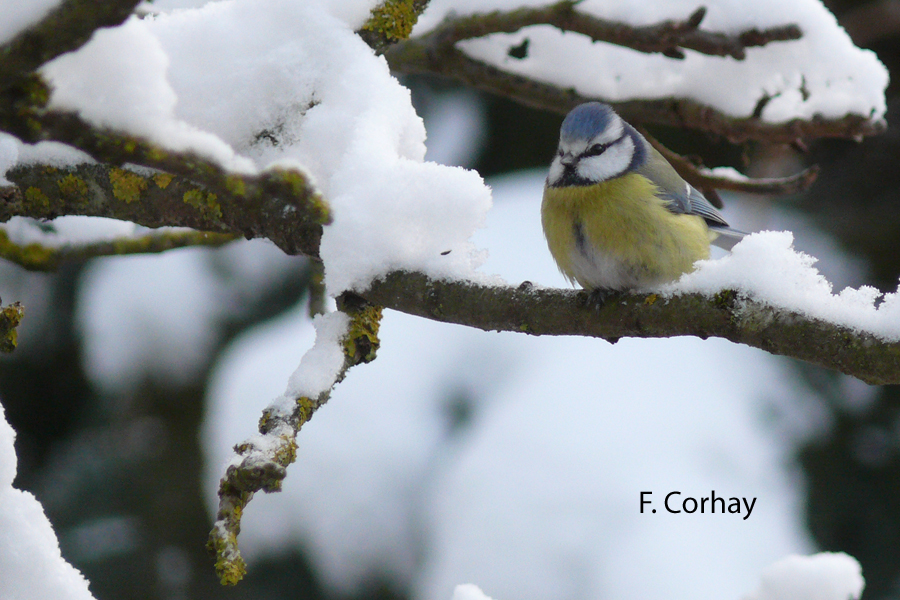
top-left (413, 3), bottom-right (801, 61)
top-left (386, 41), bottom-right (884, 143)
top-left (208, 295), bottom-right (383, 585)
top-left (358, 270), bottom-right (900, 385)
top-left (0, 0), bottom-right (141, 81)
top-left (3, 155), bottom-right (328, 257)
top-left (0, 223), bottom-right (236, 271)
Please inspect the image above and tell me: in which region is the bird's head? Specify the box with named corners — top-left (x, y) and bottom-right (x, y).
top-left (546, 102), bottom-right (646, 188)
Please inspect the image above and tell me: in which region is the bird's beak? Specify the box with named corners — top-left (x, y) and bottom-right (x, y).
top-left (559, 153), bottom-right (575, 167)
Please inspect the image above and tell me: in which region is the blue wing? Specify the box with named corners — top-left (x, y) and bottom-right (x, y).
top-left (634, 144), bottom-right (747, 249)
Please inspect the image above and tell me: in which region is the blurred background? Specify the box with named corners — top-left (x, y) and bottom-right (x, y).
top-left (3, 1), bottom-right (900, 599)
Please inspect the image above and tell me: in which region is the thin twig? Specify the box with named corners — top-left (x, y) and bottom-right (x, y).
top-left (638, 126), bottom-right (819, 207)
top-left (208, 294), bottom-right (383, 585)
top-left (426, 3), bottom-right (801, 60)
top-left (0, 226), bottom-right (239, 271)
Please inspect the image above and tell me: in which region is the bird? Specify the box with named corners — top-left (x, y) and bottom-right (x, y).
top-left (541, 102), bottom-right (745, 298)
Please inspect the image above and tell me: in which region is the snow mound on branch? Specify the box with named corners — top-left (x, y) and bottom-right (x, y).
top-left (418, 0), bottom-right (887, 123)
top-left (28, 0), bottom-right (491, 294)
top-left (666, 231), bottom-right (900, 341)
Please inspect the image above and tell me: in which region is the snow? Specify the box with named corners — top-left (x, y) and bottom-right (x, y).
top-left (1, 0), bottom-right (884, 299)
top-left (0, 403), bottom-right (96, 600)
top-left (452, 584), bottom-right (495, 600)
top-left (11, 138), bottom-right (94, 170)
top-left (3, 216), bottom-right (139, 248)
top-left (0, 0), bottom-right (62, 46)
top-left (665, 230), bottom-right (900, 341)
top-left (42, 17), bottom-right (256, 174)
top-left (202, 171), bottom-right (839, 600)
top-left (744, 553), bottom-right (864, 600)
top-left (0, 214), bottom-right (231, 253)
top-left (284, 311), bottom-right (350, 401)
top-left (417, 0), bottom-right (888, 123)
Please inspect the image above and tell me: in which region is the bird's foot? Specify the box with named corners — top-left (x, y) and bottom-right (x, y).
top-left (582, 287), bottom-right (622, 311)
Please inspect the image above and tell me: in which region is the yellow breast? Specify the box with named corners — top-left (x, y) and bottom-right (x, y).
top-left (540, 173), bottom-right (711, 290)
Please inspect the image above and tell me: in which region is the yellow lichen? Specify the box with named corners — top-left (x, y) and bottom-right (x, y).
top-left (296, 396), bottom-right (315, 425)
top-left (24, 186), bottom-right (50, 210)
top-left (644, 293), bottom-right (658, 306)
top-left (147, 147), bottom-right (168, 162)
top-left (153, 172), bottom-right (174, 189)
top-left (56, 174), bottom-right (89, 201)
top-left (343, 304), bottom-right (383, 364)
top-left (0, 302), bottom-right (24, 353)
top-left (272, 435), bottom-right (298, 466)
top-left (109, 167), bottom-right (148, 203)
top-left (361, 0), bottom-right (421, 41)
top-left (224, 175), bottom-right (246, 197)
top-left (183, 189), bottom-right (223, 219)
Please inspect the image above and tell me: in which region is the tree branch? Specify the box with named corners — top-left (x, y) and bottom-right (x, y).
top-left (0, 0), bottom-right (142, 81)
top-left (357, 0), bottom-right (431, 54)
top-left (1, 121), bottom-right (330, 257)
top-left (637, 126), bottom-right (819, 207)
top-left (0, 224), bottom-right (238, 271)
top-left (358, 271), bottom-right (900, 386)
top-left (423, 3), bottom-right (800, 61)
top-left (207, 295), bottom-right (383, 585)
top-left (385, 11), bottom-right (884, 143)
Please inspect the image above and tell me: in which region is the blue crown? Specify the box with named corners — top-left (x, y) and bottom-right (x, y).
top-left (560, 102), bottom-right (616, 141)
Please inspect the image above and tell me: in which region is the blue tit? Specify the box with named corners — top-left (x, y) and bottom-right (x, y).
top-left (541, 102), bottom-right (745, 292)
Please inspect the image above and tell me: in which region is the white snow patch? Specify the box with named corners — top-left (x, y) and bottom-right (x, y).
top-left (76, 248), bottom-right (229, 393)
top-left (665, 230), bottom-right (900, 341)
top-left (417, 0), bottom-right (887, 123)
top-left (743, 553), bottom-right (864, 600)
top-left (42, 17), bottom-right (255, 173)
top-left (0, 403), bottom-right (96, 600)
top-left (284, 311), bottom-right (350, 401)
top-left (452, 584), bottom-right (495, 600)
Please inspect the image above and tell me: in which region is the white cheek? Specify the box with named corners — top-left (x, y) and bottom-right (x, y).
top-left (577, 136), bottom-right (634, 182)
top-left (547, 156), bottom-right (564, 185)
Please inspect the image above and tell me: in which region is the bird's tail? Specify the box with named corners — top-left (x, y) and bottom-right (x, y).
top-left (709, 225), bottom-right (748, 251)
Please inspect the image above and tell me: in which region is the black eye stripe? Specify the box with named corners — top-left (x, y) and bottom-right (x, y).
top-left (584, 142), bottom-right (608, 157)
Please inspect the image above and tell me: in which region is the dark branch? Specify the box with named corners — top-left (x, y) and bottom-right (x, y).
top-left (385, 41), bottom-right (885, 143)
top-left (359, 271), bottom-right (900, 386)
top-left (0, 0), bottom-right (142, 81)
top-left (208, 296), bottom-right (383, 585)
top-left (697, 164), bottom-right (820, 195)
top-left (3, 158), bottom-right (327, 257)
top-left (638, 127), bottom-right (819, 207)
top-left (0, 224), bottom-right (238, 271)
top-left (386, 4), bottom-right (884, 144)
top-left (426, 3), bottom-right (801, 61)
